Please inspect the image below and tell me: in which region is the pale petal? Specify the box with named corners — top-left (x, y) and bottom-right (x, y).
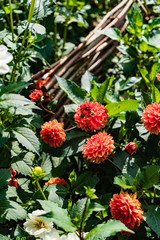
top-left (0, 51), bottom-right (13, 63)
top-left (0, 64), bottom-right (10, 75)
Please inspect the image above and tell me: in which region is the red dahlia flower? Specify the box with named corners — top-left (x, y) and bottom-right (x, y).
top-left (44, 177), bottom-right (67, 187)
top-left (8, 168), bottom-right (19, 188)
top-left (157, 73), bottom-right (160, 81)
top-left (8, 178), bottom-right (19, 188)
top-left (141, 102), bottom-right (160, 135)
top-left (40, 119), bottom-right (66, 148)
top-left (82, 132), bottom-right (115, 164)
top-left (35, 78), bottom-right (49, 90)
top-left (29, 89), bottom-right (43, 102)
top-left (125, 142), bottom-right (137, 155)
top-left (110, 191), bottom-right (143, 233)
top-left (74, 101), bottom-right (108, 132)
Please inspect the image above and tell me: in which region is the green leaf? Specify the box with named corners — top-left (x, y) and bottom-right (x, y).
top-left (0, 200), bottom-right (27, 223)
top-left (71, 198), bottom-right (88, 228)
top-left (0, 94), bottom-right (31, 109)
top-left (85, 219), bottom-right (134, 239)
top-left (56, 76), bottom-right (87, 105)
top-left (96, 79), bottom-right (109, 104)
top-left (46, 135), bottom-right (87, 157)
top-left (144, 205), bottom-right (160, 237)
top-left (0, 234), bottom-right (10, 240)
top-left (93, 28), bottom-right (122, 40)
top-left (39, 200), bottom-right (77, 232)
top-left (41, 153), bottom-right (52, 175)
top-left (0, 129), bottom-right (10, 148)
top-left (73, 171), bottom-right (99, 194)
top-left (71, 198), bottom-right (105, 229)
top-left (126, 3), bottom-right (143, 36)
top-left (0, 82), bottom-right (30, 96)
top-left (0, 169), bottom-right (10, 189)
top-left (12, 127), bottom-right (40, 155)
top-left (149, 63), bottom-right (160, 83)
top-left (11, 152), bottom-right (34, 176)
top-left (152, 86), bottom-right (160, 103)
top-left (148, 17), bottom-right (160, 30)
top-left (106, 100), bottom-right (139, 117)
top-left (119, 77), bottom-right (141, 91)
top-left (147, 30), bottom-right (160, 48)
top-left (114, 175), bottom-right (135, 190)
top-left (81, 71), bottom-right (94, 93)
top-left (134, 165), bottom-right (160, 189)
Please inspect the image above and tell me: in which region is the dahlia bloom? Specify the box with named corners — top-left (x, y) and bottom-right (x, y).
top-left (40, 120), bottom-right (66, 148)
top-left (157, 73), bottom-right (160, 81)
top-left (125, 142), bottom-right (137, 155)
top-left (74, 101), bottom-right (108, 132)
top-left (29, 89), bottom-right (43, 102)
top-left (141, 102), bottom-right (160, 135)
top-left (24, 210), bottom-right (53, 238)
top-left (8, 178), bottom-right (19, 188)
top-left (8, 168), bottom-right (19, 188)
top-left (0, 45), bottom-right (13, 75)
top-left (44, 177), bottom-right (67, 187)
top-left (35, 78), bottom-right (49, 90)
top-left (110, 191), bottom-right (143, 233)
top-left (82, 132), bottom-right (115, 164)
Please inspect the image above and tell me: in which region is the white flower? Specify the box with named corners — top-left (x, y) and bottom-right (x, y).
top-left (24, 210), bottom-right (53, 238)
top-left (0, 45), bottom-right (13, 75)
top-left (39, 228), bottom-right (61, 240)
top-left (60, 232), bottom-right (88, 240)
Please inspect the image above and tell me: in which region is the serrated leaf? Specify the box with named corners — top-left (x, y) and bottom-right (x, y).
top-left (149, 63), bottom-right (160, 83)
top-left (93, 28), bottom-right (122, 40)
top-left (0, 94), bottom-right (31, 109)
top-left (85, 219), bottom-right (134, 239)
top-left (0, 82), bottom-right (30, 96)
top-left (152, 86), bottom-right (160, 103)
top-left (0, 200), bottom-right (27, 223)
top-left (73, 172), bottom-right (99, 194)
top-left (46, 136), bottom-right (87, 157)
top-left (41, 153), bottom-right (52, 175)
top-left (119, 77), bottom-right (141, 91)
top-left (56, 75), bottom-right (87, 105)
top-left (0, 129), bottom-right (10, 148)
top-left (114, 175), bottom-right (135, 190)
top-left (144, 206), bottom-right (160, 237)
top-left (134, 165), bottom-right (160, 189)
top-left (81, 71), bottom-right (94, 93)
top-left (39, 200), bottom-right (77, 232)
top-left (11, 152), bottom-right (34, 176)
top-left (12, 127), bottom-right (40, 155)
top-left (0, 169), bottom-right (10, 189)
top-left (106, 100), bottom-right (139, 117)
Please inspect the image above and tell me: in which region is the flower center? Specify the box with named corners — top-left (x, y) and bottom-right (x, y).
top-left (80, 106), bottom-right (93, 117)
top-left (35, 219), bottom-right (46, 229)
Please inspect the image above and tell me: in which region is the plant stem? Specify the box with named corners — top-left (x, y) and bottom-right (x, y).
top-left (9, 0), bottom-right (14, 42)
top-left (54, 1), bottom-right (58, 61)
top-left (36, 180), bottom-right (47, 200)
top-left (61, 0), bottom-right (70, 57)
top-left (10, 0), bottom-right (36, 82)
top-left (107, 158), bottom-right (122, 172)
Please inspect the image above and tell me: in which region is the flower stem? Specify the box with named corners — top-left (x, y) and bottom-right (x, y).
top-left (107, 158), bottom-right (122, 172)
top-left (61, 0), bottom-right (70, 57)
top-left (9, 0), bottom-right (14, 42)
top-left (10, 0), bottom-right (36, 82)
top-left (36, 180), bottom-right (47, 200)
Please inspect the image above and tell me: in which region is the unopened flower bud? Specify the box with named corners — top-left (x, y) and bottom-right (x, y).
top-left (125, 142), bottom-right (137, 155)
